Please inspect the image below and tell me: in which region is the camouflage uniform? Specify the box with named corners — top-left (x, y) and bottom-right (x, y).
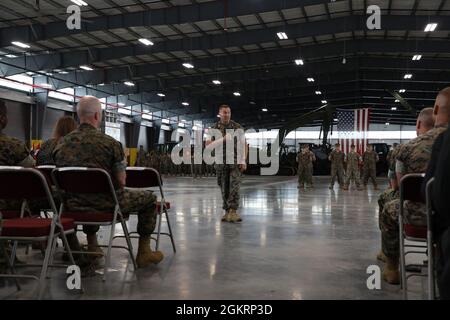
top-left (210, 120), bottom-right (244, 212)
top-left (362, 150), bottom-right (379, 187)
top-left (297, 149), bottom-right (315, 188)
top-left (328, 149), bottom-right (345, 188)
top-left (53, 123), bottom-right (157, 237)
top-left (36, 138), bottom-right (59, 166)
top-left (0, 133), bottom-right (35, 269)
top-left (380, 126), bottom-right (448, 259)
top-left (345, 151), bottom-right (362, 189)
top-left (0, 133), bottom-right (35, 212)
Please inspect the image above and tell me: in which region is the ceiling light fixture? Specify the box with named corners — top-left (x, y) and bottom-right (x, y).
top-left (424, 23), bottom-right (438, 32)
top-left (138, 38), bottom-right (154, 46)
top-left (412, 54), bottom-right (422, 61)
top-left (277, 32), bottom-right (288, 40)
top-left (182, 63), bottom-right (194, 69)
top-left (295, 59), bottom-right (304, 65)
top-left (11, 41), bottom-right (30, 49)
top-left (124, 81), bottom-right (135, 86)
top-left (307, 78), bottom-right (315, 82)
top-left (80, 65), bottom-right (93, 71)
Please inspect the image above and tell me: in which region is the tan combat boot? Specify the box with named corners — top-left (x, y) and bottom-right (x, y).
top-left (376, 250), bottom-right (387, 262)
top-left (87, 233), bottom-right (104, 259)
top-left (383, 257), bottom-right (400, 284)
top-left (136, 237), bottom-right (164, 268)
top-left (221, 210), bottom-right (231, 222)
top-left (228, 209), bottom-right (242, 223)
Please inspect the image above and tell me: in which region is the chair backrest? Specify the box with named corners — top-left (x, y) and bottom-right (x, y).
top-left (36, 165), bottom-right (56, 187)
top-left (51, 167), bottom-right (115, 195)
top-left (126, 167), bottom-right (163, 189)
top-left (400, 173), bottom-right (425, 203)
top-left (0, 166), bottom-right (52, 201)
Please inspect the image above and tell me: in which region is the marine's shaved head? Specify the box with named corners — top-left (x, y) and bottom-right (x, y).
top-left (434, 87), bottom-right (450, 126)
top-left (417, 107), bottom-right (435, 130)
top-left (77, 96), bottom-right (102, 128)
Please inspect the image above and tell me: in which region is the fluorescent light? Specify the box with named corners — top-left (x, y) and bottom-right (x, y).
top-left (399, 89), bottom-right (406, 93)
top-left (277, 32), bottom-right (288, 40)
top-left (157, 93), bottom-right (165, 97)
top-left (71, 0), bottom-right (88, 6)
top-left (58, 71), bottom-right (69, 74)
top-left (182, 102), bottom-right (189, 106)
top-left (212, 80), bottom-right (221, 85)
top-left (334, 118), bottom-right (339, 122)
top-left (295, 59), bottom-right (304, 65)
top-left (11, 41), bottom-right (30, 49)
top-left (321, 100), bottom-right (327, 104)
top-left (395, 99), bottom-right (400, 102)
top-left (80, 65), bottom-right (93, 71)
top-left (391, 107), bottom-right (397, 110)
top-left (385, 122), bottom-right (390, 126)
top-left (262, 108), bottom-right (268, 112)
top-left (40, 83), bottom-right (52, 88)
top-left (424, 23), bottom-right (438, 32)
top-left (138, 38), bottom-right (154, 46)
top-left (118, 108), bottom-right (132, 115)
top-left (182, 63), bottom-right (194, 69)
top-left (124, 81), bottom-right (135, 86)
top-left (307, 77), bottom-right (315, 82)
top-left (315, 91), bottom-right (322, 95)
top-left (98, 83), bottom-right (105, 86)
top-left (5, 54), bottom-right (17, 58)
top-left (117, 103), bottom-right (125, 106)
top-left (162, 118), bottom-right (170, 124)
top-left (412, 55), bottom-right (422, 61)
top-left (404, 74), bottom-right (413, 79)
top-left (233, 92), bottom-right (241, 96)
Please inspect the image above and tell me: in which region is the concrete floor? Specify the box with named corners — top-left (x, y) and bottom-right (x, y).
top-left (0, 175), bottom-right (429, 300)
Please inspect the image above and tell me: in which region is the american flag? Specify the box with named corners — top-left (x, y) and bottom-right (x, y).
top-left (337, 108), bottom-right (371, 155)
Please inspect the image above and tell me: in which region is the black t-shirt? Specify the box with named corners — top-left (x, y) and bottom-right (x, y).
top-left (423, 125), bottom-right (450, 238)
top-left (432, 127), bottom-right (450, 237)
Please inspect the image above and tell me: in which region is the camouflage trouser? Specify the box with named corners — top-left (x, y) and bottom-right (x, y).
top-left (363, 165), bottom-right (377, 187)
top-left (345, 166), bottom-right (361, 187)
top-left (380, 199), bottom-right (427, 259)
top-left (378, 188), bottom-right (399, 222)
top-left (330, 166), bottom-right (345, 186)
top-left (298, 165), bottom-right (313, 187)
top-left (66, 188), bottom-right (157, 237)
top-left (216, 165), bottom-right (242, 211)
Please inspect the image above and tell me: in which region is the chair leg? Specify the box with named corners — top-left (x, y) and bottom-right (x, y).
top-left (103, 223), bottom-right (116, 282)
top-left (164, 209), bottom-right (176, 253)
top-left (1, 243), bottom-right (21, 291)
top-left (47, 238), bottom-right (59, 277)
top-left (428, 243), bottom-right (435, 300)
top-left (121, 219), bottom-right (137, 271)
top-left (400, 238), bottom-right (408, 300)
top-left (9, 241), bottom-right (18, 267)
top-left (37, 235), bottom-right (56, 300)
top-left (155, 208), bottom-right (163, 251)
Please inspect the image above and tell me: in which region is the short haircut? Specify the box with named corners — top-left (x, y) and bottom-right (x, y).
top-left (335, 143), bottom-right (340, 147)
top-left (219, 104), bottom-right (231, 112)
top-left (418, 107), bottom-right (435, 129)
top-left (351, 144), bottom-right (355, 148)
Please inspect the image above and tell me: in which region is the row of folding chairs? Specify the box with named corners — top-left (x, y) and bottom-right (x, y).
top-left (398, 173), bottom-right (437, 300)
top-left (0, 166), bottom-right (175, 298)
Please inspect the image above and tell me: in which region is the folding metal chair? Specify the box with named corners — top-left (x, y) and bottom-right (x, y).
top-left (425, 177), bottom-right (437, 300)
top-left (51, 167), bottom-right (137, 281)
top-left (124, 167), bottom-right (176, 253)
top-left (399, 173), bottom-right (428, 299)
top-left (0, 166), bottom-right (76, 299)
